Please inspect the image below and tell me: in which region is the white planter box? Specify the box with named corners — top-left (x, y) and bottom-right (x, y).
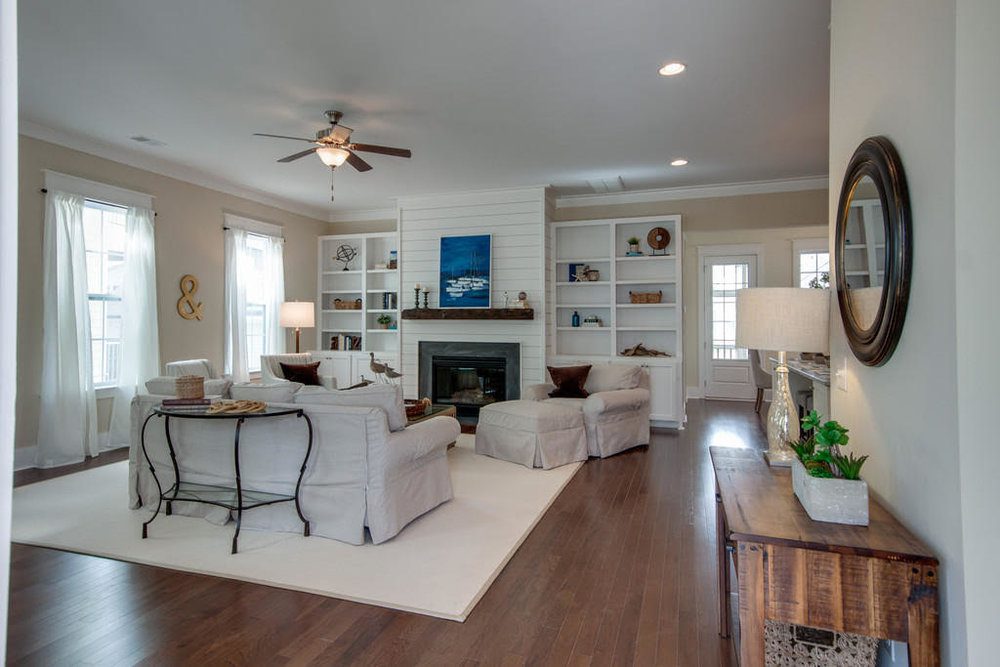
top-left (791, 457), bottom-right (869, 526)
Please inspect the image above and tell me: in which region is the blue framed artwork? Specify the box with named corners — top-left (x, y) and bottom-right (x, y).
top-left (439, 234), bottom-right (492, 308)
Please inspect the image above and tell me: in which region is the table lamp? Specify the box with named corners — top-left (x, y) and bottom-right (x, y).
top-left (280, 301), bottom-right (315, 353)
top-left (736, 288), bottom-right (830, 466)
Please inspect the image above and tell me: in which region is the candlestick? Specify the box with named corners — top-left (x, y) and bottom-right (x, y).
top-left (422, 290), bottom-right (429, 309)
top-left (413, 286), bottom-right (421, 309)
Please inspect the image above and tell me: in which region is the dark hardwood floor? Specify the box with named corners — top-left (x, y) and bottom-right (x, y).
top-left (7, 400), bottom-right (764, 666)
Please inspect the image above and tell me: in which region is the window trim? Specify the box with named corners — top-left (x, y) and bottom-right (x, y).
top-left (44, 170), bottom-right (153, 210)
top-left (223, 212), bottom-right (284, 239)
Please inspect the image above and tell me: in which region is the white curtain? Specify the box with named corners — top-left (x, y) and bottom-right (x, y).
top-left (224, 227), bottom-right (250, 382)
top-left (108, 205), bottom-right (159, 447)
top-left (224, 227), bottom-right (285, 382)
top-left (36, 191), bottom-right (98, 467)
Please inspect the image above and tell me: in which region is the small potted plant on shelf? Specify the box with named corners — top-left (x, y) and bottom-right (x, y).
top-left (626, 236), bottom-right (642, 256)
top-left (789, 410), bottom-right (870, 525)
top-left (377, 314), bottom-right (393, 330)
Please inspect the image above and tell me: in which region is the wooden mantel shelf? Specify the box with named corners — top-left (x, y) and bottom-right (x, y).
top-left (401, 308), bottom-right (534, 320)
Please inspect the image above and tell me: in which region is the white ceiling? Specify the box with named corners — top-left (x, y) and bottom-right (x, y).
top-left (19, 0), bottom-right (830, 218)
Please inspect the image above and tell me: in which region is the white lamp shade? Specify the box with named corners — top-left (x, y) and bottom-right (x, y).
top-left (736, 288), bottom-right (830, 354)
top-left (316, 146), bottom-right (350, 167)
top-left (280, 301), bottom-right (315, 328)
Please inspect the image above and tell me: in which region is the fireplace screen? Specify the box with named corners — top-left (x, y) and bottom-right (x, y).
top-left (432, 355), bottom-right (506, 417)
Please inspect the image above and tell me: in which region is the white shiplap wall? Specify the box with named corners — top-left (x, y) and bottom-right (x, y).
top-left (398, 187), bottom-right (548, 398)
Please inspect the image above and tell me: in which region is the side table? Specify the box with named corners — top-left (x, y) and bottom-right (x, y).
top-left (140, 406), bottom-right (313, 554)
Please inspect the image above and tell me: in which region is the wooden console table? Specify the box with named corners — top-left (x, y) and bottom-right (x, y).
top-left (711, 447), bottom-right (939, 666)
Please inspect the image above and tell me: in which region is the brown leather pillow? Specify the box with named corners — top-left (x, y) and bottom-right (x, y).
top-left (279, 361), bottom-right (321, 386)
top-left (547, 365), bottom-right (591, 399)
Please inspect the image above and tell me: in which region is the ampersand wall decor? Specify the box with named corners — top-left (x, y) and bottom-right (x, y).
top-left (176, 274), bottom-right (204, 321)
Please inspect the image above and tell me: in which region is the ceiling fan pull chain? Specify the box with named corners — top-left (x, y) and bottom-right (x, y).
top-left (330, 167), bottom-right (336, 202)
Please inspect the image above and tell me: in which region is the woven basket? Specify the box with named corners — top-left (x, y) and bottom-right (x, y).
top-left (175, 375), bottom-right (205, 399)
top-left (333, 298), bottom-right (363, 310)
top-left (629, 290), bottom-right (662, 304)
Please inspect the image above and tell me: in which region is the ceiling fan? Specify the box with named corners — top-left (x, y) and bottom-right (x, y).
top-left (254, 109), bottom-right (411, 172)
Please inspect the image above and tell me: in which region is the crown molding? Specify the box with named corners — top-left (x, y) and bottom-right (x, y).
top-left (20, 119), bottom-right (329, 221)
top-left (328, 207), bottom-right (397, 223)
top-left (554, 175), bottom-right (829, 209)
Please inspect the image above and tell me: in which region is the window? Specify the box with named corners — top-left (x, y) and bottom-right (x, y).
top-left (711, 262), bottom-right (750, 361)
top-left (799, 251), bottom-right (830, 288)
top-left (243, 233), bottom-right (272, 374)
top-left (83, 200), bottom-right (127, 387)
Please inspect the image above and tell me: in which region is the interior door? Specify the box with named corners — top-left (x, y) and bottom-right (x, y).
top-left (702, 254), bottom-right (758, 400)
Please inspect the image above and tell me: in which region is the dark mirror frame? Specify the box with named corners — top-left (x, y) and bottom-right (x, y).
top-left (834, 136), bottom-right (912, 366)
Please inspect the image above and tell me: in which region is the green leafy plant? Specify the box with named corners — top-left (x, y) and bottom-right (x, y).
top-left (377, 314), bottom-right (392, 325)
top-left (808, 272), bottom-right (830, 289)
top-left (626, 236), bottom-right (641, 245)
top-left (792, 410), bottom-right (867, 480)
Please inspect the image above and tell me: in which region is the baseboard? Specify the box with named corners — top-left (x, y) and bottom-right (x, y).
top-left (686, 386), bottom-right (703, 400)
top-left (14, 446), bottom-right (37, 471)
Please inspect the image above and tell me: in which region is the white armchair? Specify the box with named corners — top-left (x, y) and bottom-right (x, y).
top-left (260, 353), bottom-right (336, 390)
top-left (525, 364), bottom-right (651, 458)
top-left (151, 358), bottom-right (232, 397)
top-left (165, 358), bottom-right (222, 379)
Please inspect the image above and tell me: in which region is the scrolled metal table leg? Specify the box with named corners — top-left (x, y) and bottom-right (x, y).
top-left (231, 417), bottom-right (245, 554)
top-left (294, 411), bottom-right (313, 538)
top-left (140, 412), bottom-right (164, 539)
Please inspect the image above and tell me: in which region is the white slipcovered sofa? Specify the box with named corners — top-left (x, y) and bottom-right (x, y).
top-left (128, 384), bottom-right (459, 545)
top-left (524, 364), bottom-right (651, 458)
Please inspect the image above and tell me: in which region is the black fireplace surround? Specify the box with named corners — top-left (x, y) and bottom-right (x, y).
top-left (418, 341), bottom-right (520, 421)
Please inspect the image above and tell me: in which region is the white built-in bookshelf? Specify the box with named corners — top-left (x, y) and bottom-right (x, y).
top-left (316, 231), bottom-right (401, 363)
top-left (549, 215), bottom-right (684, 424)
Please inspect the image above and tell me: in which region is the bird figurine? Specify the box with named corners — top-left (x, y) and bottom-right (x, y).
top-left (384, 365), bottom-right (403, 384)
top-left (369, 352), bottom-right (388, 382)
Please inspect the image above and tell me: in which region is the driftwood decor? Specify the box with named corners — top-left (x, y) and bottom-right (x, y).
top-left (620, 343), bottom-right (670, 357)
top-left (176, 274), bottom-right (204, 321)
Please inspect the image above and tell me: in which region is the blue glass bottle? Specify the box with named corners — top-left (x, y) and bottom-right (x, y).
top-left (572, 310), bottom-right (581, 327)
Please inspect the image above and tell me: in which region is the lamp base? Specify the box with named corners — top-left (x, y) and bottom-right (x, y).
top-left (765, 351), bottom-right (800, 467)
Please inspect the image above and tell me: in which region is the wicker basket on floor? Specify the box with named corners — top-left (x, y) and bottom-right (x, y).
top-left (175, 375), bottom-right (205, 399)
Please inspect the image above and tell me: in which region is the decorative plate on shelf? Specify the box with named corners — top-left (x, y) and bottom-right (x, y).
top-left (647, 227), bottom-right (670, 252)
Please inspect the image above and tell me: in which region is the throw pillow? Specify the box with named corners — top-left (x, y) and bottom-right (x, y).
top-left (230, 382), bottom-right (303, 403)
top-left (294, 383), bottom-right (408, 432)
top-left (280, 361), bottom-right (322, 386)
top-left (547, 365), bottom-right (591, 399)
top-left (585, 364), bottom-right (643, 393)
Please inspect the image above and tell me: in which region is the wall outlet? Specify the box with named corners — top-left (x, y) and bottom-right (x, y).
top-left (835, 356), bottom-right (848, 392)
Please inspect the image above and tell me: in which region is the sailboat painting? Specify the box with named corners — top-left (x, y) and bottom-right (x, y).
top-left (439, 234), bottom-right (492, 308)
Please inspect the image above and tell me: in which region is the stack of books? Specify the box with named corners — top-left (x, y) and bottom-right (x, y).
top-left (381, 292), bottom-right (397, 309)
top-left (160, 398), bottom-right (219, 413)
top-left (330, 334), bottom-right (362, 351)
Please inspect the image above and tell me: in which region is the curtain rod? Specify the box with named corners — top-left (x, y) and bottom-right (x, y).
top-left (40, 188), bottom-right (158, 216)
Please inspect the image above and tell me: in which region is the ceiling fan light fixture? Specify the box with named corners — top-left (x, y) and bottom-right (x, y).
top-left (670, 158), bottom-right (689, 166)
top-left (316, 146), bottom-right (350, 167)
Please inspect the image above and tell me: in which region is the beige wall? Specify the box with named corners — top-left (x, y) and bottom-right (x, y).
top-left (16, 136), bottom-right (327, 449)
top-left (830, 1), bottom-right (965, 664)
top-left (328, 218), bottom-right (395, 235)
top-left (552, 189), bottom-right (828, 391)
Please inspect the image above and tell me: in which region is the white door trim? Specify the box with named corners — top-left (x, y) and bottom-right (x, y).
top-left (697, 244), bottom-right (764, 399)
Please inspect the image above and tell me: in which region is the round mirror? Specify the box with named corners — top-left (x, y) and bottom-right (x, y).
top-left (835, 137), bottom-right (912, 366)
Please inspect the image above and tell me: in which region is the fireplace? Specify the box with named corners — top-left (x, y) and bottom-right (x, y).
top-left (419, 342), bottom-right (520, 422)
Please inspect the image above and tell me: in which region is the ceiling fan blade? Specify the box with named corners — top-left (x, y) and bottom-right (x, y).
top-left (345, 150), bottom-right (373, 172)
top-left (350, 143), bottom-right (412, 158)
top-left (277, 147), bottom-right (318, 163)
top-left (254, 132), bottom-right (316, 142)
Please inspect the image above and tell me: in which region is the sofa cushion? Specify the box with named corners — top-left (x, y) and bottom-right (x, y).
top-left (280, 361), bottom-right (322, 386)
top-left (144, 376), bottom-right (232, 397)
top-left (545, 397), bottom-right (586, 411)
top-left (478, 400), bottom-right (583, 433)
top-left (230, 382), bottom-right (302, 403)
top-left (294, 383), bottom-right (407, 432)
top-left (547, 365), bottom-right (591, 398)
top-left (584, 364), bottom-right (643, 393)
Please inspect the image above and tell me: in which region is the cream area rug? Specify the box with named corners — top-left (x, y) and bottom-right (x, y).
top-left (11, 435), bottom-right (581, 621)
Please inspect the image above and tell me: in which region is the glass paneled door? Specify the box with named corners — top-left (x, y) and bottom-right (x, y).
top-left (701, 254), bottom-right (758, 399)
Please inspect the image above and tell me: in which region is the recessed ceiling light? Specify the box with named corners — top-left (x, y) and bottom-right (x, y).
top-left (670, 158), bottom-right (689, 167)
top-left (658, 62), bottom-right (686, 76)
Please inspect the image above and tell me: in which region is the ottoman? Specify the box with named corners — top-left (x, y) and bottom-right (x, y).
top-left (475, 400), bottom-right (588, 469)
